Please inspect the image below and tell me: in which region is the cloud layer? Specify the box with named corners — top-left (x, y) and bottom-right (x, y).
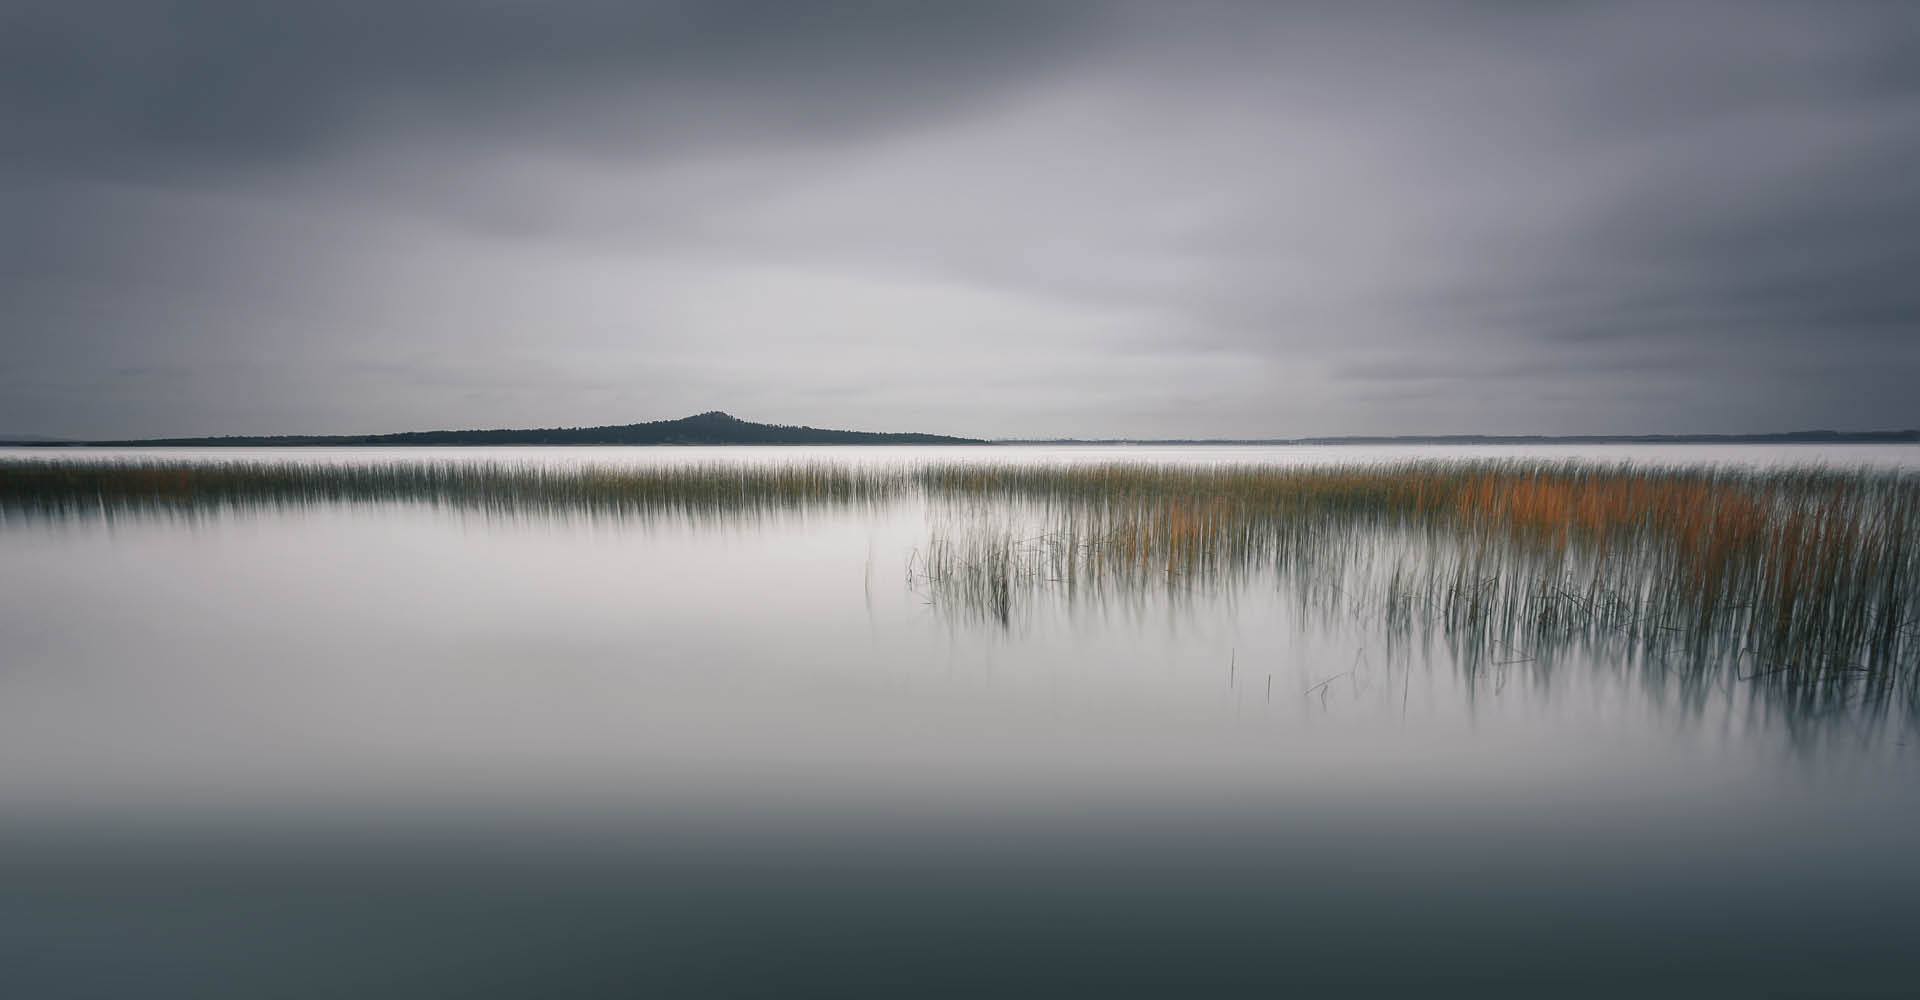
top-left (6, 0), bottom-right (1918, 437)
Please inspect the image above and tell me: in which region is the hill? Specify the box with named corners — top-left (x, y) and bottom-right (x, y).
top-left (68, 411), bottom-right (987, 447)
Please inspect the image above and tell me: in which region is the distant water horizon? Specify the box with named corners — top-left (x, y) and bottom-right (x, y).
top-left (10, 441), bottom-right (1920, 472)
top-left (6, 409), bottom-right (1915, 449)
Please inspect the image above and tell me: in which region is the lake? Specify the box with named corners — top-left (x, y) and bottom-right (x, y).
top-left (3, 444), bottom-right (1917, 997)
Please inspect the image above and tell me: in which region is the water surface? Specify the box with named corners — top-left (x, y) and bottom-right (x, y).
top-left (2, 445), bottom-right (1916, 996)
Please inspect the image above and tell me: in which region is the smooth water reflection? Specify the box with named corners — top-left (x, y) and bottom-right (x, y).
top-left (3, 447), bottom-right (1918, 996)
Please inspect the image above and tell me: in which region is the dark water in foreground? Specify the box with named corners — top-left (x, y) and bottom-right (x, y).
top-left (2, 446), bottom-right (1917, 996)
top-left (8, 792), bottom-right (1914, 997)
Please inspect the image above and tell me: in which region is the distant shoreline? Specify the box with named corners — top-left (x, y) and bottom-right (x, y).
top-left (997, 431), bottom-right (1919, 446)
top-left (0, 411), bottom-right (986, 448)
top-left (3, 419), bottom-right (1913, 449)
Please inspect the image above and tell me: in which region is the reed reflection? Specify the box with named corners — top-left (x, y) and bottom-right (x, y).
top-left (7, 457), bottom-right (1915, 733)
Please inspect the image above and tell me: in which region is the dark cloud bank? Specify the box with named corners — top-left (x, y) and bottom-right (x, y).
top-left (5, 0), bottom-right (1917, 439)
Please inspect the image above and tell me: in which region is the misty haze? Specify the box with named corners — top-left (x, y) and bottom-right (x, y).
top-left (3, 2), bottom-right (1918, 997)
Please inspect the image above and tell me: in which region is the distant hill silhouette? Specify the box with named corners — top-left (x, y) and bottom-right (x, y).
top-left (66, 411), bottom-right (987, 447)
top-left (8, 416), bottom-right (1915, 448)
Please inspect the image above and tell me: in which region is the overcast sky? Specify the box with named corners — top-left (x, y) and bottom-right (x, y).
top-left (5, 1), bottom-right (1918, 439)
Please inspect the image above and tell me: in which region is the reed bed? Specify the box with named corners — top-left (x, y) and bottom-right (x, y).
top-left (0, 458), bottom-right (908, 522)
top-left (915, 461), bottom-right (1920, 716)
top-left (7, 455), bottom-right (1918, 717)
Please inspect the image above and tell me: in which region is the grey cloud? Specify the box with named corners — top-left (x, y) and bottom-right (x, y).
top-left (3, 1), bottom-right (1918, 438)
top-left (2, 0), bottom-right (1100, 173)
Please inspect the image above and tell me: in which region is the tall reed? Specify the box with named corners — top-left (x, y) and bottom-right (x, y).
top-left (0, 458), bottom-right (906, 522)
top-left (6, 456), bottom-right (1916, 718)
top-left (913, 461), bottom-right (1920, 716)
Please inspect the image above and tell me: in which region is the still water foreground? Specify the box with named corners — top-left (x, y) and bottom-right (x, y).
top-left (2, 447), bottom-right (1917, 996)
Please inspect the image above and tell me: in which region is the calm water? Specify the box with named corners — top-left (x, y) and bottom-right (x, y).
top-left (3, 445), bottom-right (1917, 996)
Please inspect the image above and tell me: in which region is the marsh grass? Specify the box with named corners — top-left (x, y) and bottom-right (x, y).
top-left (914, 461), bottom-right (1920, 717)
top-left (0, 458), bottom-right (907, 523)
top-left (6, 456), bottom-right (1917, 718)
